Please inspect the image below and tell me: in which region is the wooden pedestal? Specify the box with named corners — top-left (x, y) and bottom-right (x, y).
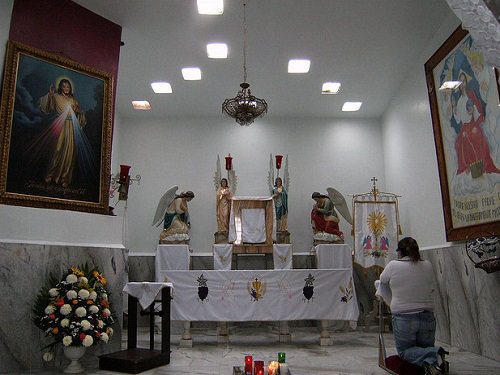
top-left (99, 287), bottom-right (171, 373)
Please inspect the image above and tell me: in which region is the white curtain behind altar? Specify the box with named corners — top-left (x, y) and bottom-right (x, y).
top-left (228, 196), bottom-right (276, 244)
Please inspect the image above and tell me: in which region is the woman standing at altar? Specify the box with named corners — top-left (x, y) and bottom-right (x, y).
top-left (216, 178), bottom-right (233, 232)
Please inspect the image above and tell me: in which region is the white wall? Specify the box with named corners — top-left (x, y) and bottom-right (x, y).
top-left (0, 0), bottom-right (466, 253)
top-left (382, 12), bottom-right (462, 248)
top-left (114, 116), bottom-right (385, 253)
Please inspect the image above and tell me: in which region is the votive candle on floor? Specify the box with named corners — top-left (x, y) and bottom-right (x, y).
top-left (279, 363), bottom-right (289, 375)
top-left (278, 352), bottom-right (286, 363)
top-left (245, 355), bottom-right (253, 375)
top-left (267, 360), bottom-right (279, 375)
top-left (254, 360), bottom-right (264, 375)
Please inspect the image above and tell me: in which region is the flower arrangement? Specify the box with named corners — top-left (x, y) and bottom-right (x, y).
top-left (33, 264), bottom-right (115, 354)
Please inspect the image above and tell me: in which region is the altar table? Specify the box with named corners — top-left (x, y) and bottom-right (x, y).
top-left (159, 269), bottom-right (358, 322)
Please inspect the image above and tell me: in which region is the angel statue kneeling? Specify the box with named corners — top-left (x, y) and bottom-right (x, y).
top-left (152, 186), bottom-right (195, 244)
top-left (311, 188), bottom-right (352, 244)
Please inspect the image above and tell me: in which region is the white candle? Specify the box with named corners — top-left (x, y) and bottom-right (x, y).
top-left (279, 363), bottom-right (289, 375)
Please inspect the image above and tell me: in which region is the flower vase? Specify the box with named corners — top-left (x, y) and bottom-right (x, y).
top-left (63, 346), bottom-right (86, 374)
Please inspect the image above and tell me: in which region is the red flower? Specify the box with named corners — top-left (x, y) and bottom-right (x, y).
top-left (56, 298), bottom-right (65, 307)
top-left (49, 314), bottom-right (56, 320)
top-left (79, 333), bottom-right (86, 341)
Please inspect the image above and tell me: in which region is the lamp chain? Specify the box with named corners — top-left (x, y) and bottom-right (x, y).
top-left (243, 2), bottom-right (247, 83)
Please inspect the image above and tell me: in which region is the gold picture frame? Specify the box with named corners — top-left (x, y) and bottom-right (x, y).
top-left (0, 41), bottom-right (113, 214)
top-left (424, 26), bottom-right (500, 241)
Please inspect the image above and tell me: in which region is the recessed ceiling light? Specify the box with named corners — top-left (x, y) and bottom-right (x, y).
top-left (207, 43), bottom-right (228, 58)
top-left (151, 82), bottom-right (173, 93)
top-left (342, 102), bottom-right (362, 111)
top-left (131, 101), bottom-right (151, 110)
top-left (439, 81), bottom-right (462, 90)
top-left (197, 0), bottom-right (223, 15)
top-left (288, 59), bottom-right (310, 73)
top-left (182, 67), bottom-right (202, 80)
top-left (322, 82), bottom-right (341, 94)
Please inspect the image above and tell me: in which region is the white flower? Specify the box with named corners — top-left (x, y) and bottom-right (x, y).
top-left (42, 351), bottom-right (54, 362)
top-left (81, 320), bottom-right (91, 331)
top-left (102, 293), bottom-right (108, 301)
top-left (66, 290), bottom-right (77, 299)
top-left (48, 288), bottom-right (59, 297)
top-left (102, 308), bottom-right (111, 317)
top-left (97, 320), bottom-right (104, 328)
top-left (44, 305), bottom-right (55, 314)
top-left (107, 327), bottom-right (114, 336)
top-left (66, 274), bottom-right (78, 284)
top-left (60, 304), bottom-right (72, 315)
top-left (89, 291), bottom-right (97, 301)
top-left (100, 333), bottom-right (109, 343)
top-left (78, 276), bottom-right (88, 284)
top-left (62, 336), bottom-right (73, 346)
top-left (75, 307), bottom-right (87, 317)
top-left (89, 305), bottom-right (99, 314)
top-left (61, 318), bottom-right (70, 327)
top-left (82, 335), bottom-right (93, 347)
top-left (78, 289), bottom-right (90, 299)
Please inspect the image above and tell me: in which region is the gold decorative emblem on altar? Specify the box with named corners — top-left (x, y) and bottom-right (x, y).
top-left (247, 277), bottom-right (266, 301)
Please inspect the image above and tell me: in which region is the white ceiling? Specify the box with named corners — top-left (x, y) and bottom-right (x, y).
top-left (74, 0), bottom-right (454, 121)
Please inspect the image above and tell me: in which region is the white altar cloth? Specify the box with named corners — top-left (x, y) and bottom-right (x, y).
top-left (213, 243), bottom-right (233, 270)
top-left (273, 244), bottom-right (293, 269)
top-left (160, 269), bottom-right (359, 322)
top-left (313, 244), bottom-right (352, 269)
top-left (123, 282), bottom-right (173, 309)
top-left (155, 244), bottom-right (190, 282)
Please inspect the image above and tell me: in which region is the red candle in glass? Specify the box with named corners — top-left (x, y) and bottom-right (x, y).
top-left (225, 154), bottom-right (233, 170)
top-left (119, 164), bottom-right (131, 183)
top-left (244, 355), bottom-right (253, 374)
top-left (254, 360), bottom-right (264, 375)
top-left (275, 154), bottom-right (283, 169)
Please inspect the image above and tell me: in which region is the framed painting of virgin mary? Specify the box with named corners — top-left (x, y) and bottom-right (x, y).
top-left (424, 26), bottom-right (500, 241)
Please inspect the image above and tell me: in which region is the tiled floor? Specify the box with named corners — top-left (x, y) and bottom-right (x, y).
top-left (9, 324), bottom-right (500, 374)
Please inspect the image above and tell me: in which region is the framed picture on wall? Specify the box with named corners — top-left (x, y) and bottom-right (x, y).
top-left (424, 26), bottom-right (500, 241)
top-left (0, 41), bottom-right (113, 214)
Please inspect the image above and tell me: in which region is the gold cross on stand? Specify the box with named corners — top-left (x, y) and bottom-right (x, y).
top-left (370, 176), bottom-right (379, 201)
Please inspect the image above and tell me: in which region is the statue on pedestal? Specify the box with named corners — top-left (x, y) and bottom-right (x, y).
top-left (152, 186), bottom-right (195, 244)
top-left (268, 154), bottom-right (290, 243)
top-left (214, 154), bottom-right (237, 243)
top-left (311, 187), bottom-right (352, 244)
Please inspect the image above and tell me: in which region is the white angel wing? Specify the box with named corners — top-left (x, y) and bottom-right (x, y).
top-left (326, 187), bottom-right (353, 225)
top-left (283, 154), bottom-right (290, 192)
top-left (228, 169), bottom-right (237, 195)
top-left (152, 185), bottom-right (178, 227)
top-left (214, 155), bottom-right (222, 191)
top-left (268, 153), bottom-right (275, 195)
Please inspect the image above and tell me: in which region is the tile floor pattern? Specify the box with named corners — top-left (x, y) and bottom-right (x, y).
top-left (10, 324), bottom-right (500, 375)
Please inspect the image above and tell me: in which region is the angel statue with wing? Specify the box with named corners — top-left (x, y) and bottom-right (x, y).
top-left (268, 154), bottom-right (289, 232)
top-left (311, 187), bottom-right (352, 244)
top-left (152, 186), bottom-right (195, 244)
top-left (214, 155), bottom-right (237, 233)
